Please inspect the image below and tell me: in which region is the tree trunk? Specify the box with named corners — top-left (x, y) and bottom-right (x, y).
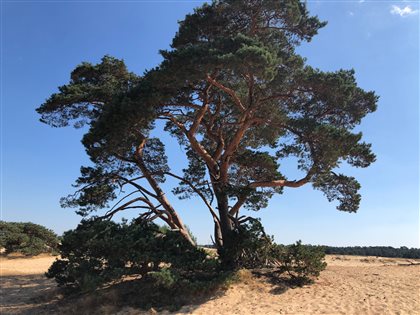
top-left (214, 222), bottom-right (223, 248)
top-left (140, 163), bottom-right (195, 246)
top-left (215, 187), bottom-right (236, 268)
top-left (135, 143), bottom-right (196, 246)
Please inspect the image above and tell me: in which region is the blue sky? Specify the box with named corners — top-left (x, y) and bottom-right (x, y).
top-left (1, 1), bottom-right (419, 247)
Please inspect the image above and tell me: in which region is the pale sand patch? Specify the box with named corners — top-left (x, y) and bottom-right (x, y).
top-left (1, 255), bottom-right (58, 276)
top-left (1, 255), bottom-right (419, 314)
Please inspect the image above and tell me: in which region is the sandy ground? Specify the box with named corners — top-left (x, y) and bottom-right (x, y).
top-left (0, 255), bottom-right (60, 315)
top-left (1, 255), bottom-right (419, 314)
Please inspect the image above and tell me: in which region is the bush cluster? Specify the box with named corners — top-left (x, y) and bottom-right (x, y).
top-left (46, 217), bottom-right (327, 310)
top-left (229, 218), bottom-right (326, 283)
top-left (0, 221), bottom-right (59, 256)
top-left (274, 241), bottom-right (327, 283)
top-left (46, 219), bottom-right (218, 292)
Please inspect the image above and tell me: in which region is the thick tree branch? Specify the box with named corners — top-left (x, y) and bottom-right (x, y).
top-left (213, 129), bottom-right (225, 160)
top-left (220, 118), bottom-right (253, 182)
top-left (189, 104), bottom-right (209, 135)
top-left (134, 139), bottom-right (196, 245)
top-left (189, 84), bottom-right (212, 135)
top-left (161, 112), bottom-right (219, 172)
top-left (229, 196), bottom-right (247, 216)
top-left (249, 170), bottom-right (314, 189)
top-left (249, 178), bottom-right (309, 188)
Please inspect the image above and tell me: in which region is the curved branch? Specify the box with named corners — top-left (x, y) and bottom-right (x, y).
top-left (116, 175), bottom-right (158, 199)
top-left (189, 104), bottom-right (209, 135)
top-left (164, 171), bottom-right (220, 225)
top-left (134, 140), bottom-right (196, 245)
top-left (229, 196), bottom-right (247, 216)
top-left (107, 190), bottom-right (141, 214)
top-left (249, 178), bottom-right (308, 188)
top-left (101, 197), bottom-right (152, 220)
top-left (161, 112), bottom-right (219, 171)
top-left (206, 75), bottom-right (246, 112)
top-left (249, 173), bottom-right (312, 189)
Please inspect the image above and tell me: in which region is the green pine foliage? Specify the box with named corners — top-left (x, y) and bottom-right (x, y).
top-left (45, 219), bottom-right (215, 292)
top-left (47, 218), bottom-right (325, 293)
top-left (225, 218), bottom-right (326, 283)
top-left (274, 241), bottom-right (327, 284)
top-left (0, 221), bottom-right (59, 256)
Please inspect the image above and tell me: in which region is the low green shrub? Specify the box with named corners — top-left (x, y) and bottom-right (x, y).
top-left (273, 241), bottom-right (327, 284)
top-left (146, 268), bottom-right (177, 289)
top-left (228, 218), bottom-right (327, 284)
top-left (0, 221), bottom-right (59, 256)
top-left (46, 216), bottom-right (326, 312)
top-left (46, 219), bottom-right (211, 292)
top-left (225, 218), bottom-right (274, 269)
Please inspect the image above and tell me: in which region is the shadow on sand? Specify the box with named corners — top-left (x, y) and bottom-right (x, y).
top-left (0, 274), bottom-right (61, 315)
top-left (1, 274), bottom-right (225, 314)
top-left (1, 270), bottom-right (305, 314)
top-left (252, 269), bottom-right (313, 295)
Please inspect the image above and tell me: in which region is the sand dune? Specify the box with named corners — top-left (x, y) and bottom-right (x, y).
top-left (1, 255), bottom-right (419, 314)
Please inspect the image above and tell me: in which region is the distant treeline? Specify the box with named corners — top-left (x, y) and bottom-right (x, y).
top-left (323, 246), bottom-right (420, 259)
top-left (202, 244), bottom-right (420, 259)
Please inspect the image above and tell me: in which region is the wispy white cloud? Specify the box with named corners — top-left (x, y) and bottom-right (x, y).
top-left (348, 11), bottom-right (355, 17)
top-left (390, 5), bottom-right (419, 17)
top-left (358, 0), bottom-right (365, 3)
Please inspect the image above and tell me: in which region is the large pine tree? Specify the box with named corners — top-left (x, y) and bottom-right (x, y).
top-left (37, 0), bottom-right (377, 265)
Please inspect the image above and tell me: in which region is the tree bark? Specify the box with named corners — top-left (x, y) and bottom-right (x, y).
top-left (134, 140), bottom-right (196, 246)
top-left (214, 186), bottom-right (236, 268)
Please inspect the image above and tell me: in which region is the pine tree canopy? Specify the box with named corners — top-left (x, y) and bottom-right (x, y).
top-left (37, 0), bottom-right (377, 249)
